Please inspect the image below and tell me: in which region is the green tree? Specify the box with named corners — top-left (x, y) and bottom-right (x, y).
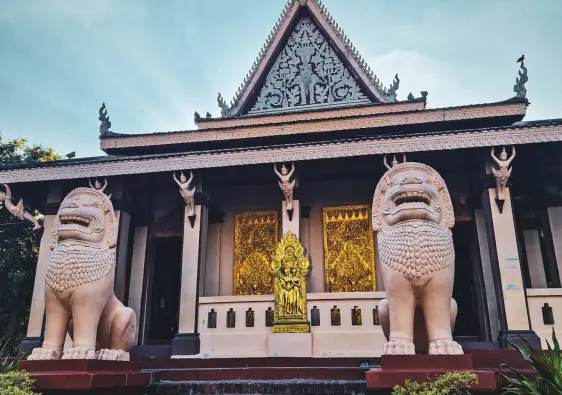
top-left (0, 133), bottom-right (62, 354)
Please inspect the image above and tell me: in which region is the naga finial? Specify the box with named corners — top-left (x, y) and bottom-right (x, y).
top-left (387, 74), bottom-right (400, 102)
top-left (0, 184), bottom-right (42, 231)
top-left (98, 102), bottom-right (112, 136)
top-left (514, 55), bottom-right (528, 99)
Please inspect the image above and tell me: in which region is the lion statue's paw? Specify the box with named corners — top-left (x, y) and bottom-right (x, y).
top-left (27, 347), bottom-right (62, 360)
top-left (428, 340), bottom-right (463, 355)
top-left (96, 348), bottom-right (130, 361)
top-left (383, 340), bottom-right (416, 355)
top-left (61, 346), bottom-right (96, 359)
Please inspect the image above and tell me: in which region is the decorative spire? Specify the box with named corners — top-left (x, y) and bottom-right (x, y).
top-left (194, 111), bottom-right (201, 122)
top-left (217, 93), bottom-right (228, 117)
top-left (513, 55), bottom-right (528, 99)
top-left (98, 102), bottom-right (112, 136)
top-left (387, 74), bottom-right (400, 102)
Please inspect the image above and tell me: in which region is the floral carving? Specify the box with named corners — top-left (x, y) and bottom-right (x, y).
top-left (234, 211), bottom-right (279, 295)
top-left (250, 16), bottom-right (369, 114)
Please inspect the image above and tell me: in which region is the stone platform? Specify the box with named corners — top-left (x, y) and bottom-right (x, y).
top-left (366, 354), bottom-right (497, 391)
top-left (19, 360), bottom-right (151, 394)
top-left (15, 350), bottom-right (534, 394)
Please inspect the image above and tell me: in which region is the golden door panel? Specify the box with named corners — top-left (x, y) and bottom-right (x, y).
top-left (323, 205), bottom-right (376, 292)
top-left (234, 210), bottom-right (279, 295)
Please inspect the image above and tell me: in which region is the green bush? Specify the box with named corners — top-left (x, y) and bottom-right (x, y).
top-left (392, 371), bottom-right (478, 395)
top-left (0, 370), bottom-right (37, 394)
top-left (500, 328), bottom-right (562, 395)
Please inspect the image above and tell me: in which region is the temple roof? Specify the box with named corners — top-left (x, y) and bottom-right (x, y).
top-left (212, 0), bottom-right (401, 119)
top-left (100, 98), bottom-right (528, 154)
top-left (2, 117), bottom-right (561, 184)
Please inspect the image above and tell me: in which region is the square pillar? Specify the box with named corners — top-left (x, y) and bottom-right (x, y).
top-left (282, 199), bottom-right (300, 237)
top-left (20, 185), bottom-right (62, 352)
top-left (171, 204), bottom-right (208, 356)
top-left (127, 225), bottom-right (148, 342)
top-left (482, 186), bottom-right (539, 347)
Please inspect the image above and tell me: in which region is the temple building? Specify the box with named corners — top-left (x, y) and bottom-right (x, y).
top-left (1, 0), bottom-right (561, 362)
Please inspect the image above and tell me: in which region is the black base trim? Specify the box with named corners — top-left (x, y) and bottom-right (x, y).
top-left (18, 337), bottom-right (42, 355)
top-left (130, 344), bottom-right (172, 359)
top-left (171, 333), bottom-right (200, 356)
top-left (499, 330), bottom-right (541, 349)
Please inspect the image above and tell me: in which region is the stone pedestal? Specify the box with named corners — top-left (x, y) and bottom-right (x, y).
top-left (366, 355), bottom-right (496, 391)
top-left (267, 333), bottom-right (312, 357)
top-left (19, 360), bottom-right (150, 393)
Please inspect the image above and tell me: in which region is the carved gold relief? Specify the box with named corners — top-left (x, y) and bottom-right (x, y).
top-left (323, 205), bottom-right (376, 292)
top-left (234, 210), bottom-right (279, 295)
top-left (271, 231), bottom-right (311, 333)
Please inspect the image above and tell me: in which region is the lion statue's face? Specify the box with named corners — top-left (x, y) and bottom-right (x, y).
top-left (373, 163), bottom-right (454, 232)
top-left (47, 187), bottom-right (117, 293)
top-left (50, 188), bottom-right (117, 250)
top-left (372, 162), bottom-right (455, 281)
top-left (382, 170), bottom-right (442, 226)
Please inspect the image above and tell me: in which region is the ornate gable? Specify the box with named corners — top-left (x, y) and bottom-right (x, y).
top-left (216, 0), bottom-right (399, 119)
top-left (249, 16), bottom-right (369, 115)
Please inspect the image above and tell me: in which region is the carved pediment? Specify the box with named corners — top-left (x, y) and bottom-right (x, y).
top-left (248, 16), bottom-right (370, 115)
top-left (215, 0), bottom-right (398, 119)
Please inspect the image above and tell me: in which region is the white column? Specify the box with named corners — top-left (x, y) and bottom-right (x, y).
top-left (26, 186), bottom-right (62, 339)
top-left (127, 226), bottom-right (148, 341)
top-left (172, 203), bottom-right (208, 355)
top-left (485, 188), bottom-right (530, 331)
top-left (282, 200), bottom-right (300, 237)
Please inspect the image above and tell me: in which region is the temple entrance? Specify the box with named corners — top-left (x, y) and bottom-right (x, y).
top-left (148, 236), bottom-right (182, 343)
top-left (452, 221), bottom-right (483, 339)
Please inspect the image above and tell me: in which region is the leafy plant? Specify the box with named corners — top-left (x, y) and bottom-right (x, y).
top-left (500, 328), bottom-right (562, 395)
top-left (0, 370), bottom-right (38, 394)
top-left (1, 338), bottom-right (27, 374)
top-left (392, 371), bottom-right (478, 395)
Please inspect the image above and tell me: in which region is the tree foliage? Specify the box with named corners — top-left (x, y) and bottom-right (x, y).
top-left (0, 133), bottom-right (62, 354)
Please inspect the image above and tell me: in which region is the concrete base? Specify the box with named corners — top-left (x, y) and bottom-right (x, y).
top-left (171, 333), bottom-right (200, 356)
top-left (312, 332), bottom-right (386, 358)
top-left (267, 333), bottom-right (312, 357)
top-left (18, 336), bottom-right (42, 355)
top-left (19, 360), bottom-right (150, 392)
top-left (500, 329), bottom-right (541, 349)
top-left (366, 355), bottom-right (496, 391)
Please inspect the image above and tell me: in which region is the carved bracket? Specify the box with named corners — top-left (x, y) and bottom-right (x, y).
top-left (0, 183), bottom-right (42, 232)
top-left (173, 171), bottom-right (196, 226)
top-left (274, 162), bottom-right (296, 220)
top-left (491, 146), bottom-right (515, 214)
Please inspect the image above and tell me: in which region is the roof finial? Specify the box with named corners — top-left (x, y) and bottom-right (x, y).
top-left (387, 74), bottom-right (400, 102)
top-left (194, 111), bottom-right (201, 122)
top-left (217, 93), bottom-right (229, 117)
top-left (98, 102), bottom-right (112, 136)
top-left (514, 55), bottom-right (528, 99)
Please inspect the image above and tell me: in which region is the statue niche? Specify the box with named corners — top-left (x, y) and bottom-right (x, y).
top-left (28, 187), bottom-right (136, 361)
top-left (271, 231), bottom-right (311, 333)
top-left (372, 161), bottom-right (462, 355)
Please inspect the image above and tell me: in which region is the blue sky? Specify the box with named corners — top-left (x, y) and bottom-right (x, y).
top-left (1, 0), bottom-right (561, 158)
